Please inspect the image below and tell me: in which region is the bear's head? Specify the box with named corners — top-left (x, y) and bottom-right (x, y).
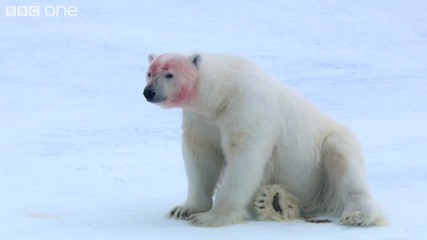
top-left (143, 53), bottom-right (200, 108)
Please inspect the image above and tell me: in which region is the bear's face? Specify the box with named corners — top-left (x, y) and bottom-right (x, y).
top-left (144, 54), bottom-right (200, 108)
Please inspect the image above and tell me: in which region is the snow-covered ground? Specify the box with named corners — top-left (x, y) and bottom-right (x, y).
top-left (1, 0), bottom-right (426, 239)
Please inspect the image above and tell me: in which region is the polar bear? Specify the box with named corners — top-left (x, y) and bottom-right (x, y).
top-left (143, 52), bottom-right (386, 227)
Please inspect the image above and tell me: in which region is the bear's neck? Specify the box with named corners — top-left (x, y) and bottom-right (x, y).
top-left (183, 75), bottom-right (236, 120)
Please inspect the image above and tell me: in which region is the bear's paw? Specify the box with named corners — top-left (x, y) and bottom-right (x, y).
top-left (254, 184), bottom-right (300, 221)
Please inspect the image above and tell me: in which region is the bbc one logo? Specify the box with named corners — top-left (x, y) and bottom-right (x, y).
top-left (5, 5), bottom-right (78, 17)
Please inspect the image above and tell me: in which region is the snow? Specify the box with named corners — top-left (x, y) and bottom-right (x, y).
top-left (1, 0), bottom-right (426, 239)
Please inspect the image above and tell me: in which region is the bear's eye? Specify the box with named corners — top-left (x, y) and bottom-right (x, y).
top-left (165, 73), bottom-right (174, 79)
top-left (147, 72), bottom-right (151, 78)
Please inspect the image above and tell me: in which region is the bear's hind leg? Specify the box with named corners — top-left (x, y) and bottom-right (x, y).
top-left (321, 127), bottom-right (387, 226)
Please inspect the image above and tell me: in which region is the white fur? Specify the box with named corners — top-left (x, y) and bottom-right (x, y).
top-left (148, 53), bottom-right (386, 227)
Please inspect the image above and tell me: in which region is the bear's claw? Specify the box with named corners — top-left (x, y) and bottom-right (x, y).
top-left (167, 206), bottom-right (201, 220)
top-left (254, 184), bottom-right (300, 221)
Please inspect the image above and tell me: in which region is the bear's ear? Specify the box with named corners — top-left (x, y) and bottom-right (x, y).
top-left (148, 54), bottom-right (156, 63)
top-left (190, 53), bottom-right (201, 68)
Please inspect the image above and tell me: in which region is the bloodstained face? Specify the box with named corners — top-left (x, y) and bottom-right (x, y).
top-left (143, 54), bottom-right (199, 108)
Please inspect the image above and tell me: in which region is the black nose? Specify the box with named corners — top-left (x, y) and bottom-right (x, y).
top-left (143, 87), bottom-right (156, 101)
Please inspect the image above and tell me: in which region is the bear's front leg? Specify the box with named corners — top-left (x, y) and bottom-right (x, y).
top-left (189, 127), bottom-right (275, 227)
top-left (167, 131), bottom-right (223, 220)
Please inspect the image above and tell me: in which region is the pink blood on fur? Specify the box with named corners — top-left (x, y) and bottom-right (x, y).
top-left (171, 86), bottom-right (190, 105)
top-left (149, 61), bottom-right (161, 73)
top-left (148, 54), bottom-right (197, 107)
top-left (149, 54), bottom-right (168, 74)
top-left (161, 65), bottom-right (169, 70)
top-left (170, 83), bottom-right (197, 106)
top-left (149, 55), bottom-right (190, 76)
